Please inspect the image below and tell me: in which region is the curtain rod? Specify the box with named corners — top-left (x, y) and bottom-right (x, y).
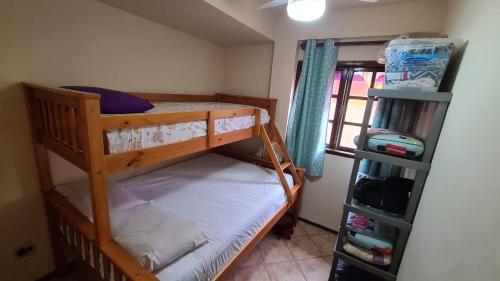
top-left (299, 40), bottom-right (388, 50)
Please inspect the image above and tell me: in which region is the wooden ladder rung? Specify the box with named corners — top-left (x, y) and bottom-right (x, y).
top-left (291, 183), bottom-right (301, 190)
top-left (280, 161), bottom-right (291, 171)
top-left (271, 140), bottom-right (279, 146)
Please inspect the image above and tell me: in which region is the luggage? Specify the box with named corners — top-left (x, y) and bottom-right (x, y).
top-left (385, 38), bottom-right (456, 92)
top-left (354, 128), bottom-right (424, 158)
top-left (346, 213), bottom-right (397, 254)
top-left (354, 176), bottom-right (414, 215)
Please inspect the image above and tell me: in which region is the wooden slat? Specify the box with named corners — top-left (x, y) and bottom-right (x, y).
top-left (92, 245), bottom-right (101, 273)
top-left (103, 257), bottom-right (111, 281)
top-left (260, 125), bottom-right (293, 205)
top-left (101, 242), bottom-right (158, 281)
top-left (212, 108), bottom-right (256, 119)
top-left (215, 93), bottom-right (277, 123)
top-left (59, 105), bottom-right (69, 145)
top-left (253, 109), bottom-right (261, 136)
top-left (271, 123), bottom-right (302, 187)
top-left (101, 111), bottom-right (209, 130)
top-left (208, 111), bottom-right (215, 148)
top-left (280, 161), bottom-right (291, 171)
top-left (24, 90), bottom-right (55, 192)
top-left (114, 267), bottom-right (122, 281)
top-left (68, 107), bottom-right (78, 150)
top-left (212, 128), bottom-right (254, 147)
top-left (105, 137), bottom-right (208, 175)
top-left (41, 135), bottom-right (87, 170)
top-left (45, 191), bottom-right (96, 240)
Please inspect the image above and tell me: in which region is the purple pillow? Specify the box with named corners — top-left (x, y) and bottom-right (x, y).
top-left (61, 86), bottom-right (154, 114)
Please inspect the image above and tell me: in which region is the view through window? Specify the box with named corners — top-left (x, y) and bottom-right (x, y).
top-left (326, 62), bottom-right (385, 156)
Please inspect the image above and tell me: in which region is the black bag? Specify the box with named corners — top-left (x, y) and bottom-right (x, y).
top-left (353, 177), bottom-right (414, 215)
top-left (335, 260), bottom-right (384, 281)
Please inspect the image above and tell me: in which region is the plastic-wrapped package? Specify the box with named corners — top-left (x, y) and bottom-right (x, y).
top-left (384, 38), bottom-right (456, 92)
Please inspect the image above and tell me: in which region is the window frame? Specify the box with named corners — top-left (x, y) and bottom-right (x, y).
top-left (326, 61), bottom-right (385, 157)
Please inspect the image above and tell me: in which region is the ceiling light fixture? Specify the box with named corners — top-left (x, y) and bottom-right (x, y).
top-left (287, 0), bottom-right (326, 22)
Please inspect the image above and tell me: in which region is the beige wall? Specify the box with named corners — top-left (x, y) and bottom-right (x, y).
top-left (223, 44), bottom-right (274, 97)
top-left (0, 0), bottom-right (225, 280)
top-left (204, 0), bottom-right (275, 40)
top-left (399, 1), bottom-right (500, 280)
top-left (268, 0), bottom-right (447, 229)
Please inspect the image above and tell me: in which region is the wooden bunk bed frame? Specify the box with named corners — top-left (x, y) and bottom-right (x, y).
top-left (24, 83), bottom-right (305, 281)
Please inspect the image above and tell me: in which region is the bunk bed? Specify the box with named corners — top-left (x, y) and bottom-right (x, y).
top-left (24, 83), bottom-right (305, 281)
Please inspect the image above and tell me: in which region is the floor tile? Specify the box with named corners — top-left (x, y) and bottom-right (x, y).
top-left (297, 257), bottom-right (331, 281)
top-left (259, 239), bottom-right (294, 263)
top-left (234, 264), bottom-right (270, 281)
top-left (309, 233), bottom-right (337, 256)
top-left (285, 236), bottom-right (322, 260)
top-left (240, 249), bottom-right (264, 268)
top-left (262, 232), bottom-right (281, 241)
top-left (299, 221), bottom-right (329, 235)
top-left (292, 223), bottom-right (307, 237)
top-left (323, 255), bottom-right (334, 265)
top-left (266, 261), bottom-right (306, 281)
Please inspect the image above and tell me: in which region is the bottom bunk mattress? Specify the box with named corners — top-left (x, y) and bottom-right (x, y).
top-left (56, 153), bottom-right (292, 281)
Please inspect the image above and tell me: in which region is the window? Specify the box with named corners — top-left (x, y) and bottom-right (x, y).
top-left (294, 61), bottom-right (385, 157)
top-left (327, 62), bottom-right (385, 156)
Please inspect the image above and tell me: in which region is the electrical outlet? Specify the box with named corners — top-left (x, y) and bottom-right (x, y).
top-left (14, 242), bottom-right (37, 259)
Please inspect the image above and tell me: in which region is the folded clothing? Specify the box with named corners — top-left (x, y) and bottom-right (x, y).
top-left (56, 180), bottom-right (208, 272)
top-left (112, 204), bottom-right (208, 271)
top-left (343, 242), bottom-right (392, 266)
top-left (346, 213), bottom-right (396, 254)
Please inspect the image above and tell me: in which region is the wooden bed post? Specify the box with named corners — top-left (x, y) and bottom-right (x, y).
top-left (24, 88), bottom-right (68, 273)
top-left (80, 98), bottom-right (112, 247)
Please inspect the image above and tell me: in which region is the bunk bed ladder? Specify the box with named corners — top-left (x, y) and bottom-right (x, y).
top-left (260, 123), bottom-right (302, 205)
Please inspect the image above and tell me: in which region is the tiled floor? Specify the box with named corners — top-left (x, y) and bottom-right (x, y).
top-left (48, 221), bottom-right (336, 281)
top-left (230, 220), bottom-right (336, 281)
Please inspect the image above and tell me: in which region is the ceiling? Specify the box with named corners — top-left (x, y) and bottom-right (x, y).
top-left (98, 0), bottom-right (273, 46)
top-left (262, 0), bottom-right (428, 14)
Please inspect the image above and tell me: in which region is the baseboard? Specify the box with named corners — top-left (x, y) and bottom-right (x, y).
top-left (297, 216), bottom-right (339, 235)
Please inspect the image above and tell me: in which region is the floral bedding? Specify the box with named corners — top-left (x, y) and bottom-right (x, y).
top-left (105, 102), bottom-right (270, 154)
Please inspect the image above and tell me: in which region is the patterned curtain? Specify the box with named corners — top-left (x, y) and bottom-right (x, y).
top-left (286, 39), bottom-right (339, 177)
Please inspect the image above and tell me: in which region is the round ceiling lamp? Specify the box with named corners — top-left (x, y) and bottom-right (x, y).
top-left (287, 0), bottom-right (326, 22)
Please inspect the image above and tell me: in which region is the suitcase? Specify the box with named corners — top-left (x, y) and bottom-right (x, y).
top-left (354, 128), bottom-right (424, 158)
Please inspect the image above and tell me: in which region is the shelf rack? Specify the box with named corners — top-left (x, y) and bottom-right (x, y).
top-left (329, 88), bottom-right (452, 281)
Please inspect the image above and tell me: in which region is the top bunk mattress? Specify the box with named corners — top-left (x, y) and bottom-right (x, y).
top-left (55, 153), bottom-right (291, 281)
top-left (106, 102), bottom-right (270, 154)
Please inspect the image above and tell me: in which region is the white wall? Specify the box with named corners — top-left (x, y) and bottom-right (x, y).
top-left (0, 0), bottom-right (225, 280)
top-left (398, 1), bottom-right (500, 280)
top-left (268, 0), bottom-right (447, 229)
top-left (223, 44), bottom-right (274, 97)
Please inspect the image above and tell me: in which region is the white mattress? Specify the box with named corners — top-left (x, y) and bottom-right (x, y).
top-left (56, 153), bottom-right (291, 281)
top-left (106, 102), bottom-right (270, 154)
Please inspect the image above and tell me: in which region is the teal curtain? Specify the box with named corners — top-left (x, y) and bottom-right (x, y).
top-left (359, 98), bottom-right (403, 178)
top-left (286, 39), bottom-right (338, 177)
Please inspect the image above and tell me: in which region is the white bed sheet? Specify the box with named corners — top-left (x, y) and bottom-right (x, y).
top-left (56, 153), bottom-right (291, 281)
top-left (118, 153), bottom-right (291, 281)
top-left (106, 102), bottom-right (270, 154)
